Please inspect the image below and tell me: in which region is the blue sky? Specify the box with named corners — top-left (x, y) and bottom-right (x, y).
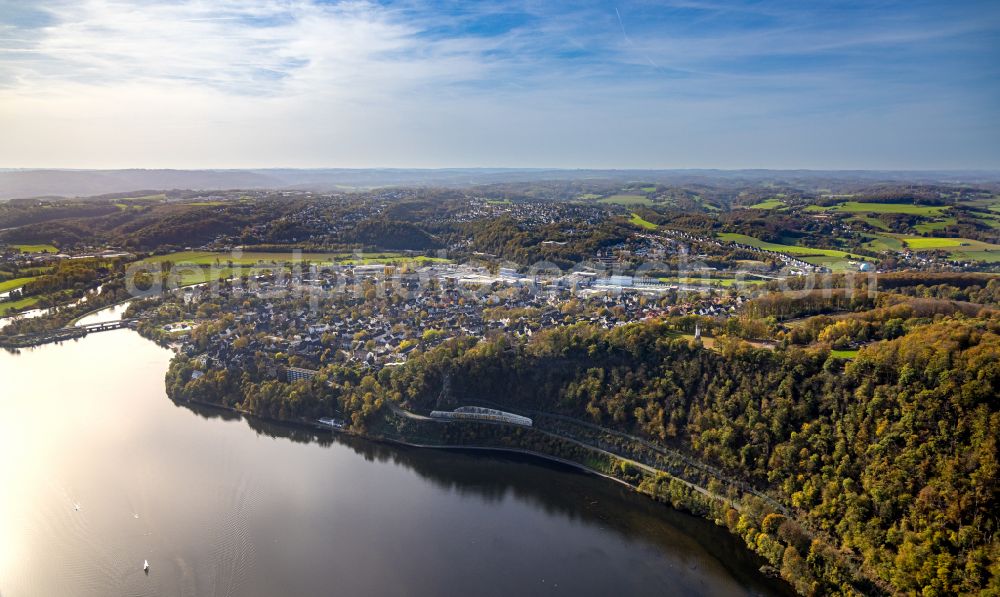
top-left (0, 0), bottom-right (997, 169)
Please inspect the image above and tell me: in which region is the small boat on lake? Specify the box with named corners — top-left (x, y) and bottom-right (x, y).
top-left (143, 559), bottom-right (149, 573)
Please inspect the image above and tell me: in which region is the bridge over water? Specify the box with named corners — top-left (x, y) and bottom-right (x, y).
top-left (0, 319), bottom-right (136, 348)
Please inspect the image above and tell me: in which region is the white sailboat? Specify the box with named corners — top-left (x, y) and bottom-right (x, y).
top-left (143, 559), bottom-right (149, 573)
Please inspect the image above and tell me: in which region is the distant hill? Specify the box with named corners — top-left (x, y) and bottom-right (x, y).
top-left (1, 168), bottom-right (999, 200)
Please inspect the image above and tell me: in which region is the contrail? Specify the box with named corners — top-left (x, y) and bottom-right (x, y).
top-left (615, 7), bottom-right (632, 44)
top-left (615, 6), bottom-right (660, 68)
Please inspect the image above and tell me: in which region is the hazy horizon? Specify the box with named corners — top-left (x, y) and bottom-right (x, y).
top-left (4, 166), bottom-right (1000, 173)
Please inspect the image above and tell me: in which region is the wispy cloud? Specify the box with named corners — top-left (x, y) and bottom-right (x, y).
top-left (0, 0), bottom-right (997, 168)
top-left (2, 1), bottom-right (454, 96)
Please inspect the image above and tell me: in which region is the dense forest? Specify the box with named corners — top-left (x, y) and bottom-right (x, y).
top-left (383, 318), bottom-right (1000, 594)
top-left (164, 311), bottom-right (1000, 595)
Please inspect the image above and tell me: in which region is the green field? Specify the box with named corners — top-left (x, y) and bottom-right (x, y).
top-left (139, 251), bottom-right (450, 287)
top-left (863, 234), bottom-right (905, 252)
top-left (830, 349), bottom-right (859, 359)
top-left (12, 244), bottom-right (58, 254)
top-left (0, 276), bottom-right (38, 293)
top-left (718, 233), bottom-right (852, 258)
top-left (135, 263), bottom-right (293, 288)
top-left (980, 215), bottom-right (1000, 230)
top-left (851, 215), bottom-right (891, 231)
top-left (120, 193), bottom-right (166, 202)
top-left (820, 201), bottom-right (948, 216)
top-left (718, 233), bottom-right (857, 271)
top-left (134, 250), bottom-right (469, 288)
top-left (808, 256), bottom-right (863, 272)
top-left (578, 194), bottom-right (602, 200)
top-left (628, 213), bottom-right (658, 230)
top-left (164, 266), bottom-right (261, 287)
top-left (0, 296), bottom-right (41, 316)
top-left (860, 233), bottom-right (1000, 262)
top-left (640, 186), bottom-right (657, 193)
top-left (885, 235), bottom-right (1000, 261)
top-left (914, 217), bottom-right (957, 233)
top-left (747, 198), bottom-right (786, 210)
top-left (901, 236), bottom-right (967, 249)
top-left (949, 250), bottom-right (1000, 263)
top-left (598, 194), bottom-right (653, 206)
top-left (958, 196), bottom-right (1000, 210)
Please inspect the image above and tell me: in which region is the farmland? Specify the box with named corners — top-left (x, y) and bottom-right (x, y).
top-left (0, 296), bottom-right (40, 316)
top-left (873, 235), bottom-right (1000, 261)
top-left (628, 213), bottom-right (658, 230)
top-left (718, 233), bottom-right (857, 271)
top-left (746, 198), bottom-right (786, 210)
top-left (902, 237), bottom-right (968, 249)
top-left (863, 234), bottom-right (905, 253)
top-left (950, 250), bottom-right (1000, 263)
top-left (135, 251), bottom-right (452, 287)
top-left (0, 276), bottom-right (38, 293)
top-left (597, 194), bottom-right (653, 206)
top-left (11, 244), bottom-right (58, 254)
top-left (120, 193), bottom-right (166, 202)
top-left (819, 201), bottom-right (948, 215)
top-left (914, 217), bottom-right (957, 233)
top-left (850, 215), bottom-right (891, 231)
top-left (717, 233), bottom-right (852, 258)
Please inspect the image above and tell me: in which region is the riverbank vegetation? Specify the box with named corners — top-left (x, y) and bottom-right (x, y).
top-left (0, 258), bottom-right (128, 322)
top-left (161, 311), bottom-right (999, 595)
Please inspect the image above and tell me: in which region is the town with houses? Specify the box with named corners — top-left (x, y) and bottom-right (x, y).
top-left (137, 257), bottom-right (753, 384)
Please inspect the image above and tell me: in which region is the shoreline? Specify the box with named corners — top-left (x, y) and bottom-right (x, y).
top-left (153, 326), bottom-right (807, 594)
top-left (173, 394), bottom-right (792, 593)
top-left (176, 395), bottom-right (640, 492)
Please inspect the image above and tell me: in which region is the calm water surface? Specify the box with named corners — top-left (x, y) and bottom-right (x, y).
top-left (0, 313), bottom-right (787, 596)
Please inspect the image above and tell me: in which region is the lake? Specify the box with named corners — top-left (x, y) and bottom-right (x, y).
top-left (0, 311), bottom-right (788, 596)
